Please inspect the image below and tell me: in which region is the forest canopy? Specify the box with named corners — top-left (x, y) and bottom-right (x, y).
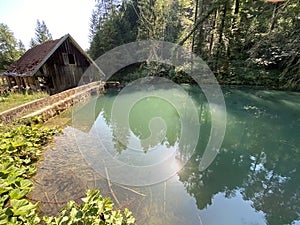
top-left (1, 0), bottom-right (298, 90)
top-left (88, 0), bottom-right (299, 90)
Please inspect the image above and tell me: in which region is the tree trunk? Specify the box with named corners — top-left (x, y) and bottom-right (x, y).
top-left (231, 0), bottom-right (239, 30)
top-left (192, 0), bottom-right (200, 53)
top-left (178, 1), bottom-right (220, 46)
top-left (214, 1), bottom-right (228, 73)
top-left (269, 2), bottom-right (280, 33)
top-left (227, 0), bottom-right (240, 66)
top-left (208, 10), bottom-right (217, 59)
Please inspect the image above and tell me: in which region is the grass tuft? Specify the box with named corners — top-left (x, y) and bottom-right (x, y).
top-left (0, 92), bottom-right (48, 113)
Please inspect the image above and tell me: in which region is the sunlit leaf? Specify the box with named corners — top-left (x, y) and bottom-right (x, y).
top-left (10, 199), bottom-right (37, 216)
top-left (9, 189), bottom-right (28, 200)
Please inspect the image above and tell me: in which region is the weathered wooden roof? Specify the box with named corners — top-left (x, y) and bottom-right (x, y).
top-left (2, 34), bottom-right (94, 77)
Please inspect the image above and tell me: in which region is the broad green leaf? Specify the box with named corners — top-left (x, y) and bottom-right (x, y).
top-left (0, 208), bottom-right (8, 224)
top-left (126, 216), bottom-right (135, 224)
top-left (10, 199), bottom-right (37, 216)
top-left (0, 180), bottom-right (12, 195)
top-left (0, 194), bottom-right (9, 207)
top-left (69, 207), bottom-right (78, 219)
top-left (19, 179), bottom-right (33, 190)
top-left (124, 208), bottom-right (132, 218)
top-left (55, 215), bottom-right (69, 224)
top-left (6, 175), bottom-right (21, 185)
top-left (42, 216), bottom-right (54, 224)
top-left (23, 158), bottom-right (31, 164)
top-left (9, 188), bottom-right (29, 200)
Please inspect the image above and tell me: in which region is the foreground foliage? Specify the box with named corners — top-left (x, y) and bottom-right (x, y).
top-left (0, 118), bottom-right (135, 224)
top-left (0, 118), bottom-right (59, 224)
top-left (43, 190), bottom-right (135, 225)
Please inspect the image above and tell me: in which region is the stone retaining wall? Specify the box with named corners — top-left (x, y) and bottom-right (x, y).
top-left (0, 81), bottom-right (104, 124)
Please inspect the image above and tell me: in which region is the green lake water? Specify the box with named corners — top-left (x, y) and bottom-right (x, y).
top-left (32, 85), bottom-right (300, 225)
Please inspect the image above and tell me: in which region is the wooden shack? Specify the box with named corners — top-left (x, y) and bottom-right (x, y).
top-left (2, 34), bottom-right (99, 95)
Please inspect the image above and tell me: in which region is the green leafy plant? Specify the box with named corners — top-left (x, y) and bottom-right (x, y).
top-left (43, 190), bottom-right (135, 225)
top-left (0, 117), bottom-right (136, 224)
top-left (0, 118), bottom-right (60, 224)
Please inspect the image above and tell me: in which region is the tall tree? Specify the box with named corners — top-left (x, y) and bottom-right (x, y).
top-left (241, 0), bottom-right (300, 88)
top-left (87, 0), bottom-right (299, 89)
top-left (89, 0), bottom-right (124, 42)
top-left (88, 0), bottom-right (138, 59)
top-left (137, 0), bottom-right (190, 42)
top-left (30, 20), bottom-right (52, 47)
top-left (0, 23), bottom-right (25, 72)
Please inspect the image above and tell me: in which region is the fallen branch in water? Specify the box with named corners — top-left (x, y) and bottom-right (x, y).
top-left (105, 167), bottom-right (120, 206)
top-left (115, 183), bottom-right (146, 197)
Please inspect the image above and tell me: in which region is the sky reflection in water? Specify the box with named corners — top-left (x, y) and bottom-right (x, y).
top-left (71, 86), bottom-right (300, 225)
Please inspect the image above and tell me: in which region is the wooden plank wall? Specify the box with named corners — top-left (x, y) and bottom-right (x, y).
top-left (43, 38), bottom-right (91, 94)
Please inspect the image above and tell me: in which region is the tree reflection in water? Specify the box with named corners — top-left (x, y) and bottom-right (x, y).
top-left (178, 88), bottom-right (300, 225)
top-left (74, 86), bottom-right (300, 224)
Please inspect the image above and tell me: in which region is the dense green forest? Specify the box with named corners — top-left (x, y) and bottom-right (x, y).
top-left (1, 0), bottom-right (299, 90)
top-left (88, 0), bottom-right (299, 90)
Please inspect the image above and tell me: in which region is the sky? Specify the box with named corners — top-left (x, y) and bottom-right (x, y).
top-left (0, 0), bottom-right (96, 50)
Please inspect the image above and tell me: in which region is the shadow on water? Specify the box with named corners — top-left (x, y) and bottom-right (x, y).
top-left (30, 86), bottom-right (300, 225)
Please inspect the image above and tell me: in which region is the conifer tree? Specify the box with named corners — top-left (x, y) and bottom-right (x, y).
top-left (88, 0), bottom-right (138, 59)
top-left (30, 20), bottom-right (52, 47)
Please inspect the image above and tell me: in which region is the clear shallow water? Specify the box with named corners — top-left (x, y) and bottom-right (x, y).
top-left (32, 86), bottom-right (300, 225)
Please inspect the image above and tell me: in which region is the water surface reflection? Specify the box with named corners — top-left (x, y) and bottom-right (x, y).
top-left (32, 86), bottom-right (300, 225)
